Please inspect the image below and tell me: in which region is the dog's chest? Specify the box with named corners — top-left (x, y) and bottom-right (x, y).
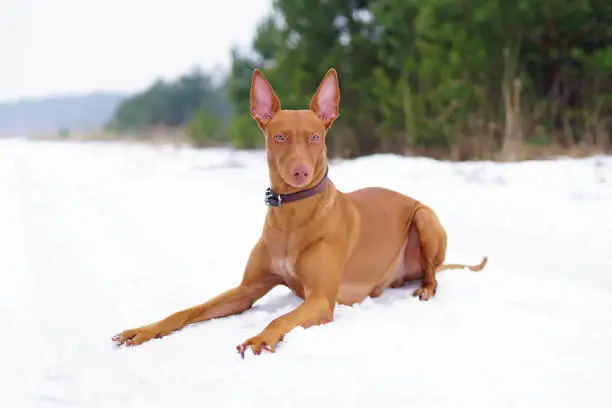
top-left (276, 258), bottom-right (297, 278)
top-left (264, 228), bottom-right (300, 279)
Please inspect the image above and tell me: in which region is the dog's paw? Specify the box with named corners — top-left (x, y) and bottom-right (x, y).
top-left (112, 325), bottom-right (163, 347)
top-left (412, 287), bottom-right (435, 301)
top-left (236, 332), bottom-right (279, 358)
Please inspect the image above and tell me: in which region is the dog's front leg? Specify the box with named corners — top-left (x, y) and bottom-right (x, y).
top-left (237, 242), bottom-right (342, 356)
top-left (114, 240), bottom-right (278, 346)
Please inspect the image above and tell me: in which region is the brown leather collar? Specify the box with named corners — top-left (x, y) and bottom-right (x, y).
top-left (264, 167), bottom-right (330, 207)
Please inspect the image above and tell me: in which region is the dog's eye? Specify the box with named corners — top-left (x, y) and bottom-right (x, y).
top-left (274, 134), bottom-right (286, 143)
top-left (310, 134), bottom-right (320, 143)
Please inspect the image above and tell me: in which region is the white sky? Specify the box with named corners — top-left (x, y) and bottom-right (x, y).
top-left (0, 0), bottom-right (272, 102)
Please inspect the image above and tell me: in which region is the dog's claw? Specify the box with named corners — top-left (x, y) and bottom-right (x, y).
top-left (236, 342), bottom-right (272, 358)
top-left (111, 335), bottom-right (123, 349)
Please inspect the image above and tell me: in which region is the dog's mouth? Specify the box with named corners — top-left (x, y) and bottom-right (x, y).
top-left (284, 174), bottom-right (311, 188)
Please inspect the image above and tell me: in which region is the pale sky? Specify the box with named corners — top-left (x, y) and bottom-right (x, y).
top-left (0, 0), bottom-right (272, 102)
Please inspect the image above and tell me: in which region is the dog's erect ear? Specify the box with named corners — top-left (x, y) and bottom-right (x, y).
top-left (250, 69), bottom-right (281, 129)
top-left (309, 68), bottom-right (340, 129)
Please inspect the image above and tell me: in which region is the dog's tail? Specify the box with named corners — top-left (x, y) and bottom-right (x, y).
top-left (436, 256), bottom-right (488, 273)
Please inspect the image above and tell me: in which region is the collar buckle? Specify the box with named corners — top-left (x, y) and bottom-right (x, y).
top-left (264, 187), bottom-right (282, 207)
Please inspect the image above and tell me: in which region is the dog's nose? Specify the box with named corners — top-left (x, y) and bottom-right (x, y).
top-left (291, 164), bottom-right (310, 185)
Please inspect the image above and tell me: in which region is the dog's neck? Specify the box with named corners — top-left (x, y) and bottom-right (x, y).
top-left (265, 164), bottom-right (335, 232)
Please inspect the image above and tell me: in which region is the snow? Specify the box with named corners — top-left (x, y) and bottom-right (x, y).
top-left (1, 138), bottom-right (611, 408)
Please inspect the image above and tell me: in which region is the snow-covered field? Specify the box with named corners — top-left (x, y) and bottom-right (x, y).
top-left (1, 138), bottom-right (611, 408)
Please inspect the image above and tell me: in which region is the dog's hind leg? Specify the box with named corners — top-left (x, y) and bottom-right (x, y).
top-left (411, 206), bottom-right (447, 301)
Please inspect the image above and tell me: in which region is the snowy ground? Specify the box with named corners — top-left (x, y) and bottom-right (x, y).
top-left (1, 138), bottom-right (611, 408)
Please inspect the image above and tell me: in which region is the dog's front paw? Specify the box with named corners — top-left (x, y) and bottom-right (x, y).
top-left (236, 331), bottom-right (280, 358)
top-left (112, 324), bottom-right (164, 346)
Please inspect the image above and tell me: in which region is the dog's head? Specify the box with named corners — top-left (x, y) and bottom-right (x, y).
top-left (250, 69), bottom-right (339, 192)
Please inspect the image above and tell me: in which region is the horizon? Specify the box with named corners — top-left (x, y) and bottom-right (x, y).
top-left (1, 0), bottom-right (271, 103)
top-left (0, 90), bottom-right (131, 106)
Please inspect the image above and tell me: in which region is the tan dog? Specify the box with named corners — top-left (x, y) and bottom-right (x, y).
top-left (113, 69), bottom-right (487, 356)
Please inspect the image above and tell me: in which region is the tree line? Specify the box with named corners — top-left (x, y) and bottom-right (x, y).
top-left (108, 0), bottom-right (612, 160)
